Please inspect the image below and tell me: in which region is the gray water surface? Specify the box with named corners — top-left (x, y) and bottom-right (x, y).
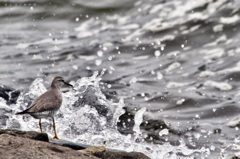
top-left (1, 0), bottom-right (240, 158)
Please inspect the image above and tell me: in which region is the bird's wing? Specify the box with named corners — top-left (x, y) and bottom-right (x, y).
top-left (26, 90), bottom-right (62, 113)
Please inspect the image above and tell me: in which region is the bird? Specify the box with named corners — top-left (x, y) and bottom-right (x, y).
top-left (16, 76), bottom-right (73, 139)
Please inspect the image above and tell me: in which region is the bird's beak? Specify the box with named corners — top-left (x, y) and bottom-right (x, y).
top-left (63, 81), bottom-right (73, 87)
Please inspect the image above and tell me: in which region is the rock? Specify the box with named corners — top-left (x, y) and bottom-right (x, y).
top-left (0, 85), bottom-right (20, 105)
top-left (79, 146), bottom-right (108, 154)
top-left (49, 138), bottom-right (91, 150)
top-left (78, 146), bottom-right (150, 159)
top-left (94, 151), bottom-right (150, 159)
top-left (0, 129), bottom-right (49, 142)
top-left (0, 115), bottom-right (9, 128)
top-left (0, 129), bottom-right (150, 159)
top-left (0, 134), bottom-right (99, 159)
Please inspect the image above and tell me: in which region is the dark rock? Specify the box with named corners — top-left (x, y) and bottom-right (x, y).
top-left (231, 156), bottom-right (240, 159)
top-left (49, 138), bottom-right (91, 150)
top-left (94, 151), bottom-right (150, 159)
top-left (0, 129), bottom-right (49, 142)
top-left (0, 115), bottom-right (9, 127)
top-left (8, 119), bottom-right (21, 129)
top-left (79, 146), bottom-right (108, 154)
top-left (73, 85), bottom-right (110, 116)
top-left (0, 85), bottom-right (20, 105)
top-left (213, 128), bottom-right (221, 134)
top-left (0, 134), bottom-right (99, 159)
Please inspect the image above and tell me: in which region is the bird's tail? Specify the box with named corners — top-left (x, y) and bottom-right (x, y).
top-left (16, 110), bottom-right (28, 115)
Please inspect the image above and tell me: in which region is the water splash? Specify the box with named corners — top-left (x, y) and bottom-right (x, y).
top-left (4, 72), bottom-right (210, 158)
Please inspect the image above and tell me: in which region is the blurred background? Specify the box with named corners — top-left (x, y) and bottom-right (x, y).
top-left (1, 0), bottom-right (240, 158)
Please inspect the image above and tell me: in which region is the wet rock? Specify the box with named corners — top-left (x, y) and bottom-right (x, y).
top-left (0, 133), bottom-right (99, 159)
top-left (0, 129), bottom-right (49, 142)
top-left (0, 129), bottom-right (150, 159)
top-left (8, 119), bottom-right (21, 129)
top-left (49, 138), bottom-right (91, 150)
top-left (73, 94), bottom-right (109, 116)
top-left (94, 151), bottom-right (150, 159)
top-left (0, 85), bottom-right (20, 105)
top-left (78, 145), bottom-right (150, 159)
top-left (79, 146), bottom-right (108, 154)
top-left (0, 115), bottom-right (9, 128)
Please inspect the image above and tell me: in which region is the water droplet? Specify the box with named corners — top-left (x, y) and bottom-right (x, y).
top-left (157, 72), bottom-right (163, 80)
top-left (108, 56), bottom-right (113, 61)
top-left (97, 51), bottom-right (103, 57)
top-left (95, 59), bottom-right (102, 66)
top-left (72, 65), bottom-right (78, 70)
top-left (103, 47), bottom-right (107, 51)
top-left (154, 50), bottom-right (161, 58)
top-left (107, 84), bottom-right (111, 88)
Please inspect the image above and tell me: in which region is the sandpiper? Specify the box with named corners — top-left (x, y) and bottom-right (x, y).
top-left (16, 76), bottom-right (73, 139)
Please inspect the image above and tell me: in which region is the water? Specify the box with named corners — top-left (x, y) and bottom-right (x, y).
top-left (5, 72), bottom-right (209, 159)
top-left (1, 0), bottom-right (240, 158)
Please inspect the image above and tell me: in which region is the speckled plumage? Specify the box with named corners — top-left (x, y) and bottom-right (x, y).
top-left (16, 76), bottom-right (73, 139)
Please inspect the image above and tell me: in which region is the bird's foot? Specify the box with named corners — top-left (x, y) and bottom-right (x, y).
top-left (53, 136), bottom-right (61, 140)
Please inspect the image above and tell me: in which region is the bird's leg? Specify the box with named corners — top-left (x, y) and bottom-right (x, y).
top-left (52, 117), bottom-right (60, 140)
top-left (39, 119), bottom-right (43, 133)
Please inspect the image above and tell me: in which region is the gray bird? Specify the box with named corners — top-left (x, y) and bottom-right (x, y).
top-left (16, 76), bottom-right (73, 139)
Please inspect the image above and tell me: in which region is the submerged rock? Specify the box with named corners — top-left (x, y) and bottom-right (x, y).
top-left (94, 151), bottom-right (150, 159)
top-left (0, 85), bottom-right (20, 105)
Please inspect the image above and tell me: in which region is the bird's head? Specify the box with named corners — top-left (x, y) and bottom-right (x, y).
top-left (51, 76), bottom-right (73, 89)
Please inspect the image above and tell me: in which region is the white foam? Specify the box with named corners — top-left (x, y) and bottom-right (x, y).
top-left (132, 55), bottom-right (149, 60)
top-left (149, 4), bottom-right (163, 14)
top-left (133, 107), bottom-right (146, 140)
top-left (220, 15), bottom-right (239, 24)
top-left (167, 51), bottom-right (180, 59)
top-left (185, 87), bottom-right (197, 92)
top-left (31, 54), bottom-right (43, 61)
top-left (166, 82), bottom-right (189, 88)
top-left (213, 24), bottom-right (224, 32)
top-left (203, 80), bottom-right (232, 91)
top-left (1, 72), bottom-right (210, 158)
top-left (119, 23), bottom-right (140, 30)
top-left (217, 61), bottom-right (240, 75)
top-left (161, 35), bottom-right (175, 41)
top-left (176, 99), bottom-right (186, 105)
top-left (166, 62), bottom-right (181, 73)
top-left (16, 38), bottom-right (70, 50)
top-left (200, 48), bottom-right (225, 60)
top-left (203, 35), bottom-right (227, 47)
top-left (199, 70), bottom-right (216, 78)
top-left (227, 116), bottom-right (240, 127)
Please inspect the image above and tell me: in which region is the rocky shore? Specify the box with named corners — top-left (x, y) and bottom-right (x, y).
top-left (0, 129), bottom-right (150, 159)
top-left (0, 83), bottom-right (150, 159)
